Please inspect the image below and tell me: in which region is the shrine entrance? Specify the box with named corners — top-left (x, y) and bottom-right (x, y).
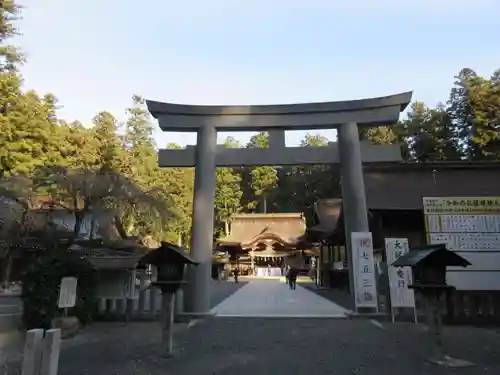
top-left (216, 213), bottom-right (309, 277)
top-left (147, 92), bottom-right (412, 315)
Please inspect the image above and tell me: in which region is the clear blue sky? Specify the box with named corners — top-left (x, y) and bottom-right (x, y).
top-left (16, 0), bottom-right (500, 147)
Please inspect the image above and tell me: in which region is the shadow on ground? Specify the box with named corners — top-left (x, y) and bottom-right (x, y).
top-left (301, 284), bottom-right (354, 310)
top-left (7, 281), bottom-right (500, 375)
top-left (2, 280), bottom-right (246, 371)
top-left (48, 319), bottom-right (500, 375)
top-left (210, 280), bottom-right (247, 308)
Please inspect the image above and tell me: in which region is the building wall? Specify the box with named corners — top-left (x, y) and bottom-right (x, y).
top-left (377, 210), bottom-right (427, 248)
top-left (378, 209), bottom-right (500, 291)
top-left (365, 164), bottom-right (500, 210)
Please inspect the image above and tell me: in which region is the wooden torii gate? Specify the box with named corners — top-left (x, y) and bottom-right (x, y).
top-left (147, 91), bottom-right (412, 315)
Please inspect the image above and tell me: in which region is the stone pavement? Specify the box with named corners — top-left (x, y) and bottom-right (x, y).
top-left (211, 280), bottom-right (349, 317)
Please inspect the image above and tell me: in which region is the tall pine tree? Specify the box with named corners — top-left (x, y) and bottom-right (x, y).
top-left (215, 137), bottom-right (243, 237)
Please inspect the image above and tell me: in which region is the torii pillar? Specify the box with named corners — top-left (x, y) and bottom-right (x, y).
top-left (147, 92), bottom-right (412, 316)
top-left (187, 123), bottom-right (217, 314)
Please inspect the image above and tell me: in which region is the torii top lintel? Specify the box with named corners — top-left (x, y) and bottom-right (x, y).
top-left (146, 92), bottom-right (412, 132)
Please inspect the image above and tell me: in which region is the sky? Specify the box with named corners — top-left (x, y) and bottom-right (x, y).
top-left (15, 0), bottom-right (500, 147)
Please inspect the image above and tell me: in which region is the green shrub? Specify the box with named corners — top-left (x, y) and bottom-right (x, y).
top-left (21, 255), bottom-right (97, 330)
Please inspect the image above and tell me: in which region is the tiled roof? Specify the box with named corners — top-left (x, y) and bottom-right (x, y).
top-left (218, 213), bottom-right (306, 247)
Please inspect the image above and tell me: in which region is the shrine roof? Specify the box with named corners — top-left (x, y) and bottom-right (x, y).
top-left (86, 255), bottom-right (144, 270)
top-left (392, 244), bottom-right (471, 268)
top-left (139, 242), bottom-right (196, 266)
top-left (218, 213), bottom-right (306, 247)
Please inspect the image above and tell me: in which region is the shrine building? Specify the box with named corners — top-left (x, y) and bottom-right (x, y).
top-left (215, 213), bottom-right (316, 277)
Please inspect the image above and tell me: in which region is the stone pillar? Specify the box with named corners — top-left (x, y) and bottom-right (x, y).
top-left (338, 122), bottom-right (370, 303)
top-left (185, 123), bottom-right (217, 315)
top-left (268, 129), bottom-right (286, 149)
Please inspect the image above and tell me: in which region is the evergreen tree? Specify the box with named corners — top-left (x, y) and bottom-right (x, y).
top-left (92, 111), bottom-right (132, 175)
top-left (125, 94), bottom-right (158, 186)
top-left (160, 143), bottom-right (195, 245)
top-left (0, 0), bottom-right (25, 175)
top-left (447, 68), bottom-right (480, 159)
top-left (276, 133), bottom-right (339, 213)
top-left (404, 101), bottom-right (462, 162)
top-left (245, 132), bottom-right (278, 212)
top-left (215, 137), bottom-right (243, 237)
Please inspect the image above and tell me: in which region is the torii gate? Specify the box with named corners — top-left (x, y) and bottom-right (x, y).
top-left (147, 92), bottom-right (412, 316)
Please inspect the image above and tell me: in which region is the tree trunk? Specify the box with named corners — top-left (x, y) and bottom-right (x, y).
top-left (224, 220), bottom-right (229, 237)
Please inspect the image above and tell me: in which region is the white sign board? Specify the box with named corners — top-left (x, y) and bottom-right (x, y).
top-left (351, 232), bottom-right (378, 309)
top-left (58, 276), bottom-right (78, 308)
top-left (385, 238), bottom-right (415, 308)
top-left (423, 197), bottom-right (500, 291)
top-left (95, 270), bottom-right (137, 299)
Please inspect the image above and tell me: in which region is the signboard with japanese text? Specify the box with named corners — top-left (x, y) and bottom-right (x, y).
top-left (423, 197), bottom-right (500, 214)
top-left (385, 238), bottom-right (415, 308)
top-left (58, 276), bottom-right (78, 308)
top-left (425, 214), bottom-right (500, 233)
top-left (426, 233), bottom-right (500, 251)
top-left (423, 196), bottom-right (500, 290)
top-left (351, 232), bottom-right (378, 309)
top-left (423, 197), bottom-right (500, 249)
top-left (94, 270), bottom-right (137, 299)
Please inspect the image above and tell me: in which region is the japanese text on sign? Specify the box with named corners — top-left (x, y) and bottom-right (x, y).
top-left (385, 238), bottom-right (415, 308)
top-left (423, 197), bottom-right (500, 214)
top-left (58, 276), bottom-right (78, 308)
top-left (351, 232), bottom-right (378, 309)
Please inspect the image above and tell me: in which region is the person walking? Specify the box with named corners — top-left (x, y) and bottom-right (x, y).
top-left (309, 266), bottom-right (317, 286)
top-left (233, 267), bottom-right (239, 283)
top-left (287, 266), bottom-right (298, 290)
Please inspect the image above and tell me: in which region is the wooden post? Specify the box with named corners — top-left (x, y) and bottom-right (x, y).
top-left (138, 270), bottom-right (147, 314)
top-left (161, 292), bottom-right (176, 356)
top-left (425, 294), bottom-right (444, 361)
top-left (149, 289), bottom-right (157, 315)
top-left (174, 288), bottom-right (184, 322)
top-left (40, 329), bottom-right (62, 375)
top-left (21, 329), bottom-right (44, 375)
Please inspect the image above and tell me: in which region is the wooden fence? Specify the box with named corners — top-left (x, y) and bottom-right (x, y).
top-left (444, 290), bottom-right (500, 325)
top-left (95, 288), bottom-right (163, 321)
top-left (389, 290), bottom-right (500, 326)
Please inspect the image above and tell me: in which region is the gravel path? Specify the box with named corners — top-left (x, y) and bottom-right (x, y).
top-left (51, 319), bottom-right (500, 375)
top-left (5, 281), bottom-right (500, 375)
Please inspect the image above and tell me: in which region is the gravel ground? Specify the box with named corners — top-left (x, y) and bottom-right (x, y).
top-left (16, 318), bottom-right (500, 375)
top-left (1, 280), bottom-right (246, 371)
top-left (5, 281), bottom-right (500, 375)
